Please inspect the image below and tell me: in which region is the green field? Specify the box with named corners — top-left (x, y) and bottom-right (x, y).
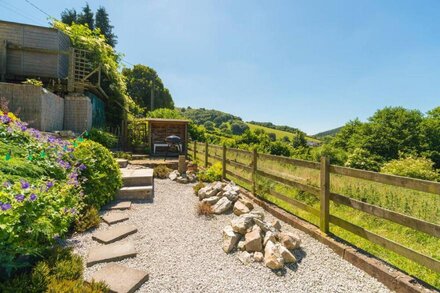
top-left (246, 123), bottom-right (320, 143)
top-left (191, 144), bottom-right (440, 289)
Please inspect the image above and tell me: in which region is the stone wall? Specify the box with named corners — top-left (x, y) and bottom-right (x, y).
top-left (63, 94), bottom-right (92, 133)
top-left (0, 82), bottom-right (64, 131)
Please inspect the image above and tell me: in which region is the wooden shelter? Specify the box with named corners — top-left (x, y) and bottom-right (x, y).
top-left (147, 118), bottom-right (189, 156)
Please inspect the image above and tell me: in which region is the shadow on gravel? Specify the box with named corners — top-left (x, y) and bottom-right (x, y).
top-left (273, 248), bottom-right (307, 276)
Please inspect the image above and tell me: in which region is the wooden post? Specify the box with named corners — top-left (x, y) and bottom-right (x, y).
top-left (1, 40), bottom-right (7, 82)
top-left (67, 48), bottom-right (75, 92)
top-left (252, 149), bottom-right (258, 195)
top-left (193, 141), bottom-right (197, 162)
top-left (320, 156), bottom-right (330, 234)
top-left (222, 144), bottom-right (227, 180)
top-left (204, 141), bottom-right (208, 168)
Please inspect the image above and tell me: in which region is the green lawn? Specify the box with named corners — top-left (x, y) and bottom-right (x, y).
top-left (246, 123), bottom-right (320, 143)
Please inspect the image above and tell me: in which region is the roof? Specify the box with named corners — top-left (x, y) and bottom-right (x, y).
top-left (146, 118), bottom-right (190, 124)
top-left (0, 20), bottom-right (58, 32)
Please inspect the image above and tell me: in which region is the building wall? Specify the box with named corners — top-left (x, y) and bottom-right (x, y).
top-left (0, 82), bottom-right (64, 131)
top-left (64, 95), bottom-right (92, 133)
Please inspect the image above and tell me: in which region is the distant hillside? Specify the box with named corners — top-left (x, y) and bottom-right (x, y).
top-left (179, 107), bottom-right (243, 126)
top-left (313, 127), bottom-right (343, 139)
top-left (247, 123), bottom-right (320, 143)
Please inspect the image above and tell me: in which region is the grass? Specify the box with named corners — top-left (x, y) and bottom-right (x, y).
top-left (190, 145), bottom-right (440, 289)
top-left (246, 123), bottom-right (320, 143)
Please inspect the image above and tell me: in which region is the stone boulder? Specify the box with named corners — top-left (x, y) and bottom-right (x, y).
top-left (254, 252), bottom-right (264, 262)
top-left (212, 197), bottom-right (233, 214)
top-left (169, 170), bottom-right (179, 181)
top-left (239, 198), bottom-right (254, 210)
top-left (233, 200), bottom-right (250, 216)
top-left (264, 241), bottom-right (284, 270)
top-left (201, 196), bottom-right (220, 205)
top-left (263, 231), bottom-right (277, 247)
top-left (237, 240), bottom-right (246, 251)
top-left (231, 214), bottom-right (255, 234)
top-left (279, 245), bottom-right (297, 263)
top-left (238, 251), bottom-right (253, 265)
top-left (244, 226), bottom-right (263, 252)
top-left (222, 225), bottom-right (240, 253)
top-left (271, 220), bottom-right (282, 230)
top-left (254, 218), bottom-right (275, 233)
top-left (278, 232), bottom-right (301, 250)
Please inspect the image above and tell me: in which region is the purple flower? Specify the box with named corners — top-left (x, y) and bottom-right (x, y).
top-left (1, 203), bottom-right (11, 211)
top-left (0, 115), bottom-right (11, 124)
top-left (47, 136), bottom-right (56, 143)
top-left (78, 163), bottom-right (87, 171)
top-left (57, 159), bottom-right (71, 170)
top-left (2, 181), bottom-right (11, 188)
top-left (70, 208), bottom-right (76, 214)
top-left (15, 121), bottom-right (27, 131)
top-left (29, 193), bottom-right (37, 201)
top-left (46, 181), bottom-right (54, 190)
top-left (69, 172), bottom-right (78, 179)
top-left (15, 194), bottom-right (25, 202)
top-left (20, 179), bottom-right (30, 189)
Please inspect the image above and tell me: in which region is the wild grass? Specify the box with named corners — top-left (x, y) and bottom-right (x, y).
top-left (190, 146), bottom-right (440, 288)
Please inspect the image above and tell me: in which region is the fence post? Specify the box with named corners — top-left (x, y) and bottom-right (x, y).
top-left (204, 141), bottom-right (208, 168)
top-left (252, 149), bottom-right (258, 195)
top-left (222, 144), bottom-right (227, 180)
top-left (193, 141), bottom-right (197, 162)
top-left (320, 156), bottom-right (330, 234)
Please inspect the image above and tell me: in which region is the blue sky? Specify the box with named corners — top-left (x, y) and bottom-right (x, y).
top-left (1, 0), bottom-right (439, 134)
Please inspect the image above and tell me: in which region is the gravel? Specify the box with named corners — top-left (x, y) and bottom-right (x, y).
top-left (68, 179), bottom-right (391, 293)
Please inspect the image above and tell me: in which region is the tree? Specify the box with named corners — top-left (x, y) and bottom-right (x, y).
top-left (230, 121), bottom-right (249, 135)
top-left (292, 131), bottom-right (307, 148)
top-left (95, 6), bottom-right (117, 47)
top-left (268, 132), bottom-right (277, 141)
top-left (61, 8), bottom-right (77, 25)
top-left (420, 107), bottom-right (440, 168)
top-left (381, 156), bottom-right (439, 181)
top-left (123, 65), bottom-right (174, 111)
top-left (204, 121), bottom-right (215, 131)
top-left (78, 3), bottom-right (94, 29)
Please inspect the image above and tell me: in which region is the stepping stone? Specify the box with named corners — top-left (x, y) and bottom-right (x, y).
top-left (116, 159), bottom-right (128, 168)
top-left (87, 241), bottom-right (137, 267)
top-left (88, 264), bottom-right (149, 293)
top-left (121, 168), bottom-right (154, 187)
top-left (102, 212), bottom-right (129, 225)
top-left (104, 201), bottom-right (132, 210)
top-left (92, 224), bottom-right (138, 244)
top-left (131, 154), bottom-right (148, 160)
top-left (117, 186), bottom-right (153, 200)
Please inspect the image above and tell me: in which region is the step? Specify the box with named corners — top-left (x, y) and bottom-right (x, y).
top-left (87, 241), bottom-right (137, 267)
top-left (102, 212), bottom-right (129, 225)
top-left (122, 168), bottom-right (154, 187)
top-left (103, 201), bottom-right (132, 210)
top-left (131, 154), bottom-right (148, 160)
top-left (92, 224), bottom-right (138, 244)
top-left (88, 264), bottom-right (149, 293)
top-left (116, 159), bottom-right (128, 168)
top-left (116, 186), bottom-right (153, 200)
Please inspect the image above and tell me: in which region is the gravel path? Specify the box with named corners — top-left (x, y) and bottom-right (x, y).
top-left (68, 179), bottom-right (391, 293)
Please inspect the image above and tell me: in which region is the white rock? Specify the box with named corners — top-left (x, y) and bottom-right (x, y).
top-left (231, 214), bottom-right (254, 234)
top-left (264, 241), bottom-right (284, 270)
top-left (169, 170), bottom-right (179, 181)
top-left (238, 251), bottom-right (252, 265)
top-left (238, 198), bottom-right (254, 210)
top-left (222, 225), bottom-right (240, 253)
top-left (244, 226), bottom-right (263, 252)
top-left (237, 240), bottom-right (246, 251)
top-left (254, 251), bottom-right (264, 262)
top-left (233, 200), bottom-right (250, 216)
top-left (279, 245), bottom-right (297, 263)
top-left (263, 231), bottom-right (277, 247)
top-left (212, 197), bottom-right (233, 214)
top-left (254, 218), bottom-right (274, 233)
top-left (198, 186), bottom-right (212, 199)
top-left (201, 196), bottom-right (220, 205)
top-left (279, 231), bottom-right (301, 250)
top-left (248, 210), bottom-right (265, 221)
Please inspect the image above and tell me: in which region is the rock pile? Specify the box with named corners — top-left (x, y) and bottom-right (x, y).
top-left (169, 170), bottom-right (197, 184)
top-left (197, 181), bottom-right (241, 214)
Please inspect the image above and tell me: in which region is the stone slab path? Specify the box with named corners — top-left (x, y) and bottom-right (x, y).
top-left (87, 241), bottom-right (137, 267)
top-left (101, 212), bottom-right (129, 225)
top-left (69, 179), bottom-right (391, 293)
top-left (88, 264), bottom-right (149, 293)
top-left (104, 201), bottom-right (132, 210)
top-left (92, 224), bottom-right (138, 244)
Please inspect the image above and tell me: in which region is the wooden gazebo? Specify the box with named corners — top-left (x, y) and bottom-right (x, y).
top-left (146, 118), bottom-right (189, 156)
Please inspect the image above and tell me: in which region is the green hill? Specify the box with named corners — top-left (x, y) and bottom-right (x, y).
top-left (247, 123), bottom-right (320, 143)
top-left (313, 127), bottom-right (343, 139)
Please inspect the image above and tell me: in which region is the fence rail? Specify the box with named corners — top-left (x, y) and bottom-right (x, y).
top-left (188, 141), bottom-right (440, 274)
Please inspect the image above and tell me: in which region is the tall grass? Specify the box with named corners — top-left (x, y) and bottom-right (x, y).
top-left (190, 144), bottom-right (440, 288)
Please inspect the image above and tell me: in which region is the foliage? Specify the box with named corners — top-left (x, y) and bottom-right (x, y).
top-left (248, 120), bottom-right (302, 135)
top-left (123, 64), bottom-right (174, 111)
top-left (313, 126), bottom-right (343, 139)
top-left (180, 107), bottom-right (243, 127)
top-left (95, 6), bottom-right (117, 47)
top-left (193, 182), bottom-right (205, 195)
top-left (147, 108), bottom-right (182, 119)
top-left (196, 201), bottom-right (214, 217)
top-left (78, 3), bottom-right (95, 29)
top-left (344, 148), bottom-right (382, 171)
top-left (230, 120), bottom-right (249, 135)
top-left (381, 156), bottom-right (440, 181)
top-left (74, 206), bottom-right (101, 232)
top-left (88, 128), bottom-right (118, 149)
top-left (73, 141), bottom-right (122, 208)
top-left (22, 78), bottom-right (43, 87)
top-left (198, 162), bottom-right (222, 182)
top-left (153, 165), bottom-right (172, 179)
top-left (112, 151), bottom-right (132, 160)
top-left (310, 144), bottom-right (347, 165)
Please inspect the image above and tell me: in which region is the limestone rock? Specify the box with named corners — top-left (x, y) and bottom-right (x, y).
top-left (212, 197), bottom-right (233, 214)
top-left (279, 231), bottom-right (301, 250)
top-left (244, 226), bottom-right (263, 252)
top-left (263, 231), bottom-right (277, 247)
top-left (222, 225), bottom-right (240, 253)
top-left (254, 252), bottom-right (264, 262)
top-left (272, 220), bottom-right (282, 230)
top-left (279, 245), bottom-right (297, 263)
top-left (264, 241), bottom-right (284, 270)
top-left (237, 240), bottom-right (246, 251)
top-left (248, 210), bottom-right (265, 221)
top-left (254, 218), bottom-right (274, 233)
top-left (238, 251), bottom-right (253, 265)
top-left (168, 170), bottom-right (179, 181)
top-left (231, 214), bottom-right (254, 234)
top-left (239, 198), bottom-right (254, 210)
top-left (201, 196), bottom-right (220, 205)
top-left (233, 200), bottom-right (250, 216)
top-left (176, 176), bottom-right (189, 184)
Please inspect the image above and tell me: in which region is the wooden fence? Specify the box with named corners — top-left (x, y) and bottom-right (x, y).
top-left (188, 141), bottom-right (440, 274)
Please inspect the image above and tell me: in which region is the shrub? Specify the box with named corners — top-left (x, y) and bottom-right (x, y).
top-left (193, 182), bottom-right (205, 195)
top-left (52, 253), bottom-right (83, 281)
top-left (88, 128), bottom-right (118, 149)
top-left (153, 165), bottom-right (172, 179)
top-left (113, 151), bottom-right (132, 160)
top-left (74, 206), bottom-right (101, 233)
top-left (73, 140), bottom-right (122, 208)
top-left (198, 162), bottom-right (222, 182)
top-left (345, 148), bottom-right (382, 171)
top-left (310, 144), bottom-right (348, 165)
top-left (196, 202), bottom-right (214, 217)
top-left (22, 78), bottom-right (43, 87)
top-left (381, 156), bottom-right (440, 181)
